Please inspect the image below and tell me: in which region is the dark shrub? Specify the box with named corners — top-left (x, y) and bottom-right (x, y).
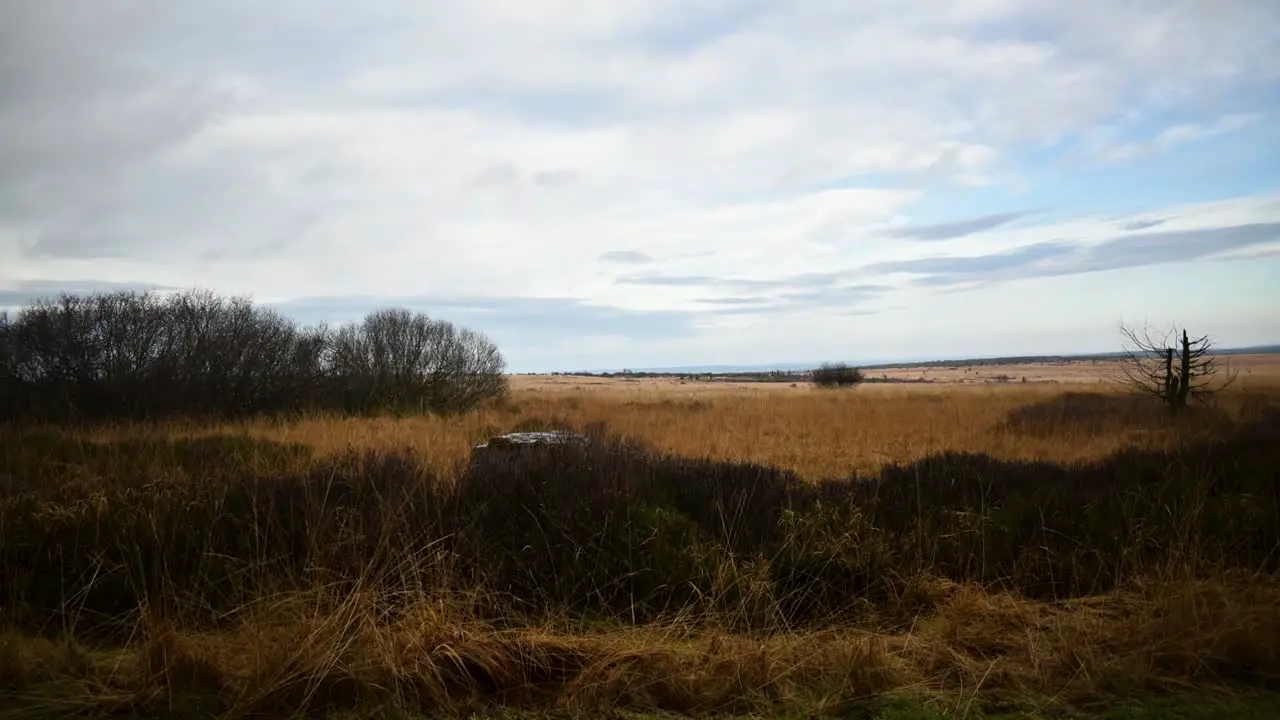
top-left (0, 289), bottom-right (508, 421)
top-left (811, 362), bottom-right (865, 388)
top-left (451, 432), bottom-right (806, 617)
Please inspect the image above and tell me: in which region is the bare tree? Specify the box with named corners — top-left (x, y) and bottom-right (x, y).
top-left (1, 289), bottom-right (508, 421)
top-left (811, 362), bottom-right (865, 389)
top-left (1116, 322), bottom-right (1237, 414)
top-left (0, 310), bottom-right (14, 399)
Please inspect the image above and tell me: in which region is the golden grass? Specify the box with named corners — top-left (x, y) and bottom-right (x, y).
top-left (6, 373), bottom-right (1280, 717)
top-left (70, 379), bottom-right (1278, 481)
top-left (3, 573), bottom-right (1276, 718)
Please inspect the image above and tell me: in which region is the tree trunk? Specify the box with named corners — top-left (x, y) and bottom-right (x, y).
top-left (1177, 330), bottom-right (1192, 409)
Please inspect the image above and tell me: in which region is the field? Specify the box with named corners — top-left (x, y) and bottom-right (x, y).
top-left (3, 355), bottom-right (1280, 719)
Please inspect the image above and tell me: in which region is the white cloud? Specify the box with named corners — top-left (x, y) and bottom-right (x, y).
top-left (1087, 113), bottom-right (1263, 163)
top-left (2, 0), bottom-right (1277, 368)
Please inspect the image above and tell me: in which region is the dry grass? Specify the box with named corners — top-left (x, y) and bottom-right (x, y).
top-left (56, 380), bottom-right (1275, 482)
top-left (3, 375), bottom-right (1279, 718)
top-left (2, 574), bottom-right (1277, 718)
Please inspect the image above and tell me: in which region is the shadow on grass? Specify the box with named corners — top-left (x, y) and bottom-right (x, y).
top-left (0, 430), bottom-right (314, 496)
top-left (1, 408), bottom-right (1277, 639)
top-left (1000, 391), bottom-right (1174, 436)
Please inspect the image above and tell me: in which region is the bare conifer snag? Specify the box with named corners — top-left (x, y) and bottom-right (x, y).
top-left (1116, 322), bottom-right (1238, 415)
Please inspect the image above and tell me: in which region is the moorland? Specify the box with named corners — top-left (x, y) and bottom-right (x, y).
top-left (2, 293), bottom-right (1278, 719)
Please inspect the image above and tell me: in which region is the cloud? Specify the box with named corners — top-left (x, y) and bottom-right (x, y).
top-left (26, 230), bottom-right (142, 260)
top-left (266, 294), bottom-right (702, 370)
top-left (598, 250), bottom-right (656, 264)
top-left (870, 222), bottom-right (1280, 287)
top-left (616, 269), bottom-right (894, 316)
top-left (617, 274), bottom-right (719, 288)
top-left (268, 294), bottom-right (699, 337)
top-left (1119, 219), bottom-right (1166, 232)
top-left (869, 242), bottom-right (1080, 285)
top-left (2, 0), bottom-right (1278, 369)
top-left (776, 284), bottom-right (895, 305)
top-left (0, 279), bottom-right (178, 309)
top-left (886, 211), bottom-right (1032, 241)
top-left (697, 297), bottom-right (772, 306)
top-left (0, 2), bottom-right (244, 260)
top-left (1087, 113), bottom-right (1263, 164)
top-left (618, 270), bottom-right (849, 291)
top-left (1080, 222), bottom-right (1280, 273)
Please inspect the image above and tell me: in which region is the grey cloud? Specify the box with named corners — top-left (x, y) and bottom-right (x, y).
top-left (619, 270), bottom-right (847, 291)
top-left (693, 283), bottom-right (895, 317)
top-left (0, 279), bottom-right (179, 308)
top-left (532, 169), bottom-right (579, 188)
top-left (268, 294), bottom-right (699, 342)
top-left (868, 222), bottom-right (1280, 287)
top-left (886, 211), bottom-right (1032, 241)
top-left (1078, 222), bottom-right (1280, 273)
top-left (619, 273), bottom-right (722, 287)
top-left (1119, 218), bottom-right (1166, 231)
top-left (0, 4), bottom-right (231, 205)
top-left (197, 210), bottom-right (323, 262)
top-left (693, 297), bottom-right (790, 316)
top-left (777, 284), bottom-right (894, 304)
top-left (621, 270), bottom-right (893, 315)
top-left (471, 163), bottom-right (582, 195)
top-left (598, 250), bottom-right (656, 264)
top-left (409, 84), bottom-right (622, 125)
top-left (869, 241), bottom-right (1078, 280)
top-left (472, 163), bottom-right (520, 189)
top-left (696, 297), bottom-right (768, 305)
top-left (0, 2), bottom-right (280, 262)
top-left (26, 229), bottom-right (141, 260)
top-left (1, 0), bottom-right (355, 266)
top-left (13, 159), bottom-right (309, 261)
top-left (1, 287), bottom-right (699, 356)
top-left (266, 294), bottom-right (703, 372)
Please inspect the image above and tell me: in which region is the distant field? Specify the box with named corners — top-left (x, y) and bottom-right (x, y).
top-left (516, 351), bottom-right (1280, 390)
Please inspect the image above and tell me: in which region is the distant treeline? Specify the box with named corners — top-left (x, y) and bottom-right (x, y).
top-left (0, 289), bottom-right (508, 421)
top-left (559, 369), bottom-right (809, 382)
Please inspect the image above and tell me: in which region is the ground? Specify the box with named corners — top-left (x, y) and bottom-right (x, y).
top-left (2, 353), bottom-right (1278, 718)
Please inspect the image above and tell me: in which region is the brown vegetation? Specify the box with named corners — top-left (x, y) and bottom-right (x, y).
top-left (57, 377), bottom-right (1279, 481)
top-left (3, 377), bottom-right (1279, 718)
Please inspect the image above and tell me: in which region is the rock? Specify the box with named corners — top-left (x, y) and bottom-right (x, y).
top-left (467, 430), bottom-right (593, 473)
top-left (472, 430), bottom-right (591, 452)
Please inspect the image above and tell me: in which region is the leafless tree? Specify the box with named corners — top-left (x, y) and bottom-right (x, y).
top-left (0, 310), bottom-right (14, 389)
top-left (1116, 322), bottom-right (1237, 414)
top-left (327, 307), bottom-right (507, 413)
top-left (1, 289), bottom-right (508, 421)
top-left (811, 362), bottom-right (865, 388)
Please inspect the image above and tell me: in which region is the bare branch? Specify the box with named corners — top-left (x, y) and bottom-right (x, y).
top-left (1115, 320), bottom-right (1234, 415)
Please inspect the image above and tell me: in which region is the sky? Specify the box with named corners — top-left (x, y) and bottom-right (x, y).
top-left (2, 1), bottom-right (1279, 373)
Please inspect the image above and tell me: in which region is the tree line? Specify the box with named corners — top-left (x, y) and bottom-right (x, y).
top-left (0, 289), bottom-right (509, 421)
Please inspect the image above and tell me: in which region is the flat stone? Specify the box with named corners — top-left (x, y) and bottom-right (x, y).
top-left (473, 430), bottom-right (591, 451)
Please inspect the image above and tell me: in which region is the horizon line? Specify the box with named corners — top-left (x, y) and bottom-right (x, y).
top-left (525, 343), bottom-right (1280, 376)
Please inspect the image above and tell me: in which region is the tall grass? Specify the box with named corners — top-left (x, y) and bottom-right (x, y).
top-left (1, 383), bottom-right (1278, 717)
top-left (48, 383), bottom-right (1274, 480)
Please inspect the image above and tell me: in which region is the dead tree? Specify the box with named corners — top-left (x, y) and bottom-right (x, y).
top-left (1116, 322), bottom-right (1236, 414)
